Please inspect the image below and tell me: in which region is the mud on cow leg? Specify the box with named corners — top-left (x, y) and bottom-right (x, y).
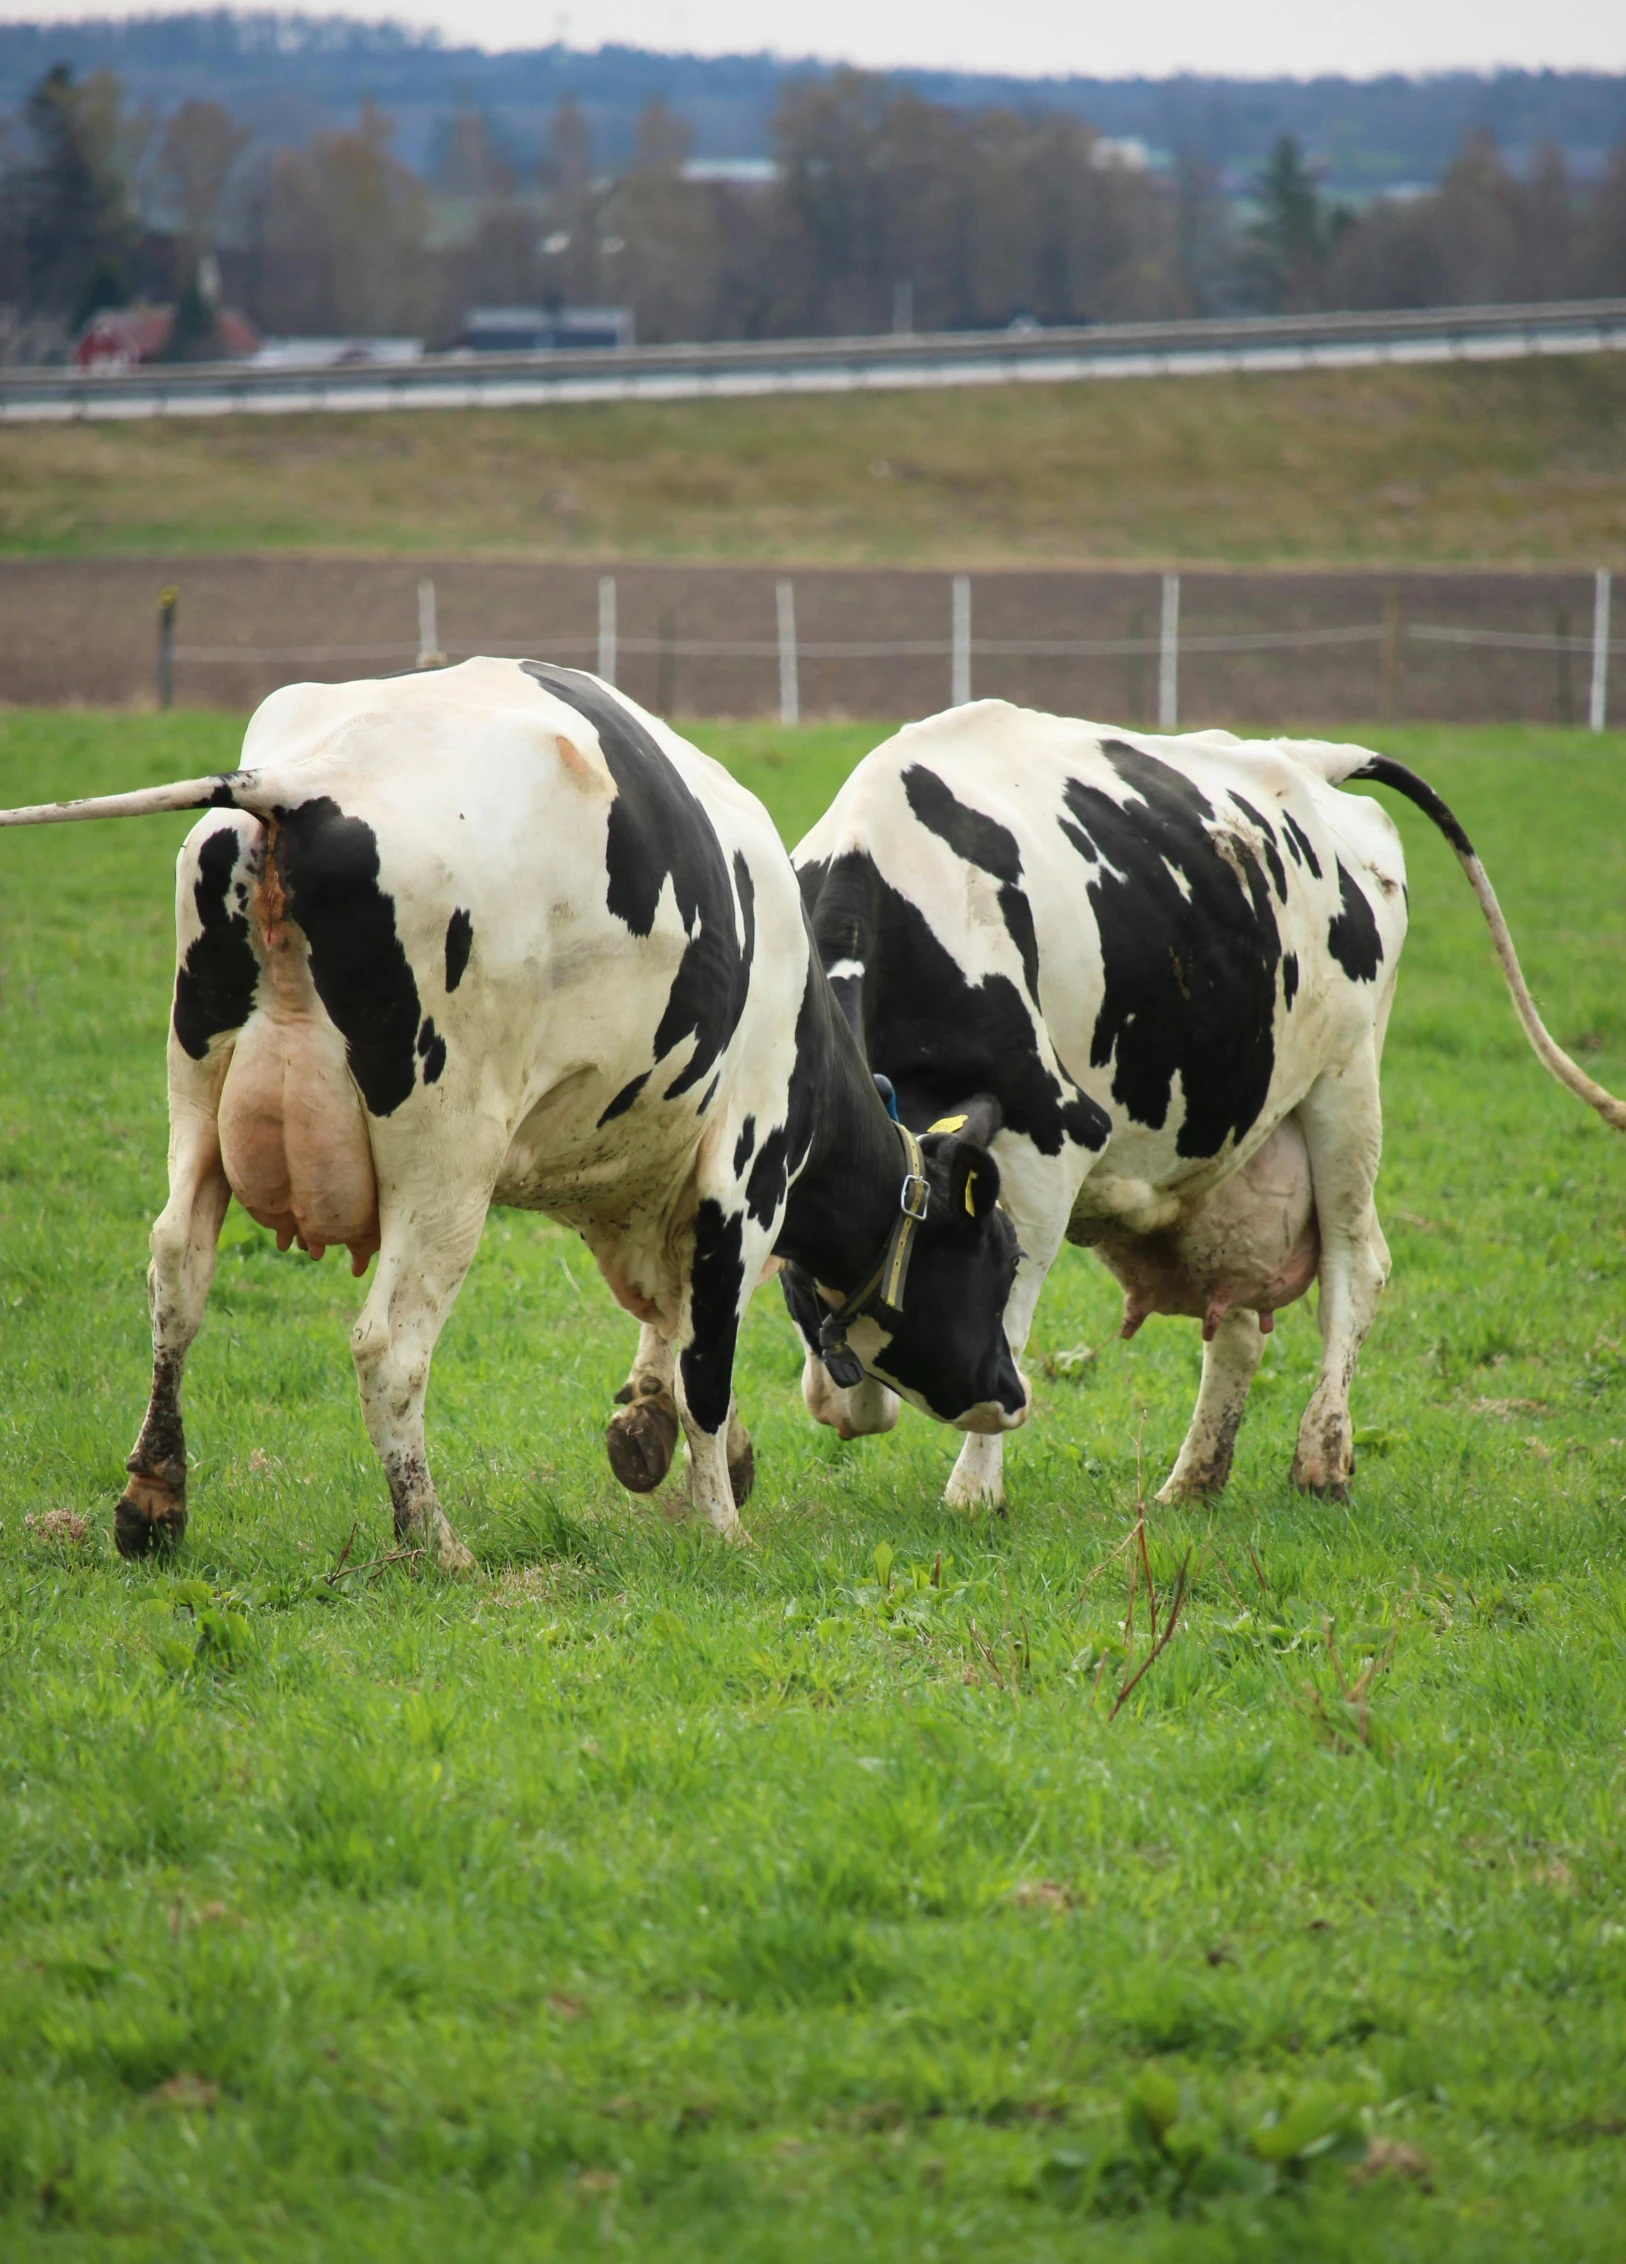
top-left (118, 1352), bottom-right (191, 1558)
top-left (119, 1091), bottom-right (234, 1557)
top-left (1158, 1309), bottom-right (1265, 1503)
top-left (726, 1401), bottom-right (755, 1507)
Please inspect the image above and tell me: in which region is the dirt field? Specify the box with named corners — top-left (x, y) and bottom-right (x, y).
top-left (0, 555), bottom-right (1606, 727)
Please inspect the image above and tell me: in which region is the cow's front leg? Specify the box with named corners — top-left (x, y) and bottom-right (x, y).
top-left (673, 1199), bottom-right (763, 1540)
top-left (118, 1080), bottom-right (233, 1558)
top-left (945, 1179), bottom-right (1065, 1512)
top-left (1290, 1056), bottom-right (1390, 1497)
top-left (1157, 1309), bottom-right (1265, 1502)
top-left (348, 1187), bottom-right (489, 1571)
top-left (606, 1324), bottom-right (754, 1505)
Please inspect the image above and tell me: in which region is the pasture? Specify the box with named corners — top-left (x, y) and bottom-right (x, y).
top-left (0, 707), bottom-right (1624, 2259)
top-left (3, 353), bottom-right (1626, 567)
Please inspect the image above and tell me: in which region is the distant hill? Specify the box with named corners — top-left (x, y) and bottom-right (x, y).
top-left (1, 11), bottom-right (1624, 190)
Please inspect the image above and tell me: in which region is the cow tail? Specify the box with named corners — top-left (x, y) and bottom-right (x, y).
top-left (1347, 753), bottom-right (1626, 1134)
top-left (0, 770), bottom-right (268, 830)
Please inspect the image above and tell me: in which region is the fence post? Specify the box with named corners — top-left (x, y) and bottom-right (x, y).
top-left (597, 574), bottom-right (617, 686)
top-left (951, 574), bottom-right (971, 707)
top-left (776, 579), bottom-right (799, 728)
top-left (1158, 572), bottom-right (1180, 731)
top-left (156, 585), bottom-right (177, 710)
top-left (1590, 567), bottom-right (1612, 734)
top-left (416, 577), bottom-right (444, 669)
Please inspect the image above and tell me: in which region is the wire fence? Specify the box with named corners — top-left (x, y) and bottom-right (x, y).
top-left (163, 566), bottom-right (1620, 732)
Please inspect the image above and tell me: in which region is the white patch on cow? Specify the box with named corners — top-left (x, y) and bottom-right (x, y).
top-left (1162, 857), bottom-right (1193, 902)
top-left (826, 958), bottom-right (864, 984)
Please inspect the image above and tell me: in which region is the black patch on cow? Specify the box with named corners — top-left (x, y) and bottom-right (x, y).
top-left (522, 664), bottom-right (756, 1101)
top-left (189, 776), bottom-right (241, 811)
top-left (172, 825), bottom-right (259, 1061)
top-left (273, 797), bottom-right (422, 1117)
top-left (1282, 951), bottom-right (1300, 1008)
top-left (903, 764), bottom-right (1041, 1000)
top-left (733, 1116), bottom-right (756, 1177)
top-left (1328, 861), bottom-right (1385, 983)
top-left (802, 851), bottom-right (1107, 1158)
top-left (1058, 741), bottom-right (1282, 1159)
top-left (698, 1074), bottom-right (720, 1115)
top-left (1282, 811), bottom-right (1322, 879)
top-left (681, 1198), bottom-right (745, 1434)
top-left (746, 953), bottom-right (826, 1238)
top-left (444, 907), bottom-right (473, 992)
top-left (598, 1072), bottom-right (648, 1126)
top-left (746, 1129), bottom-right (790, 1229)
top-left (417, 1016), bottom-right (447, 1084)
top-left (1229, 794), bottom-right (1288, 900)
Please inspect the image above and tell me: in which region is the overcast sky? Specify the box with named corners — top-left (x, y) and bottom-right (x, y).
top-left (5, 0), bottom-right (1626, 78)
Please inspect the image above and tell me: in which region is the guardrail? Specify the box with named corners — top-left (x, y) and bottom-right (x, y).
top-left (5, 297), bottom-right (1626, 423)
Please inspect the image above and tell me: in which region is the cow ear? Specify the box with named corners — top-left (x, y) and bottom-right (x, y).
top-left (926, 1093), bottom-right (1001, 1148)
top-left (949, 1140), bottom-right (1001, 1222)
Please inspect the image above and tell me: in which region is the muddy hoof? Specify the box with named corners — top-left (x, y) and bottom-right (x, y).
top-left (115, 1472), bottom-right (187, 1558)
top-left (606, 1394), bottom-right (679, 1494)
top-left (728, 1438), bottom-right (756, 1507)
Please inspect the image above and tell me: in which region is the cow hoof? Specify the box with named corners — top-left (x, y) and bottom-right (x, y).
top-left (1293, 1474), bottom-right (1350, 1502)
top-left (728, 1438), bottom-right (755, 1507)
top-left (606, 1393), bottom-right (679, 1494)
top-left (115, 1471), bottom-right (187, 1558)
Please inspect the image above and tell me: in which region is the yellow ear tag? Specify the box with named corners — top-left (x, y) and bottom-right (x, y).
top-left (928, 1113), bottom-right (969, 1135)
top-left (964, 1168), bottom-right (978, 1217)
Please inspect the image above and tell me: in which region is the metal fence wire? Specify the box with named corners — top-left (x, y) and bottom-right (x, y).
top-left (161, 568), bottom-right (1619, 731)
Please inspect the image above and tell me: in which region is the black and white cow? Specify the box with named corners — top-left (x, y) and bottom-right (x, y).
top-left (789, 702), bottom-right (1625, 1507)
top-left (0, 660), bottom-right (1026, 1563)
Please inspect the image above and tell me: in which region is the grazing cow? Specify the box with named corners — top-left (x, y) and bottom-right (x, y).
top-left (0, 661), bottom-right (1025, 1563)
top-left (789, 702), bottom-right (1625, 1506)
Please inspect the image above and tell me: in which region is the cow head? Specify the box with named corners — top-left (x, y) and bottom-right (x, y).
top-left (780, 1096), bottom-right (1029, 1435)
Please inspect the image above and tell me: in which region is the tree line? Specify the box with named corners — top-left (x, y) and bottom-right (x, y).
top-left (2, 61), bottom-right (1625, 358)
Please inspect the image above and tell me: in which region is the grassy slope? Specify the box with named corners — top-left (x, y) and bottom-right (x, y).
top-left (3, 356), bottom-right (1626, 566)
top-left (0, 711), bottom-right (1624, 2260)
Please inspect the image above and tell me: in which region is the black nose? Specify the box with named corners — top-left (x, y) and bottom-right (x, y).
top-left (994, 1342), bottom-right (1026, 1415)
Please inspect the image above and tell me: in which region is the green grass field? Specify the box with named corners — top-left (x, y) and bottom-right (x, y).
top-left (1, 710), bottom-right (1624, 2260)
top-left (4, 353), bottom-right (1626, 565)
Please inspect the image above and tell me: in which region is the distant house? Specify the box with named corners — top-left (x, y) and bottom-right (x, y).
top-left (457, 306), bottom-right (635, 354)
top-left (74, 305), bottom-right (260, 370)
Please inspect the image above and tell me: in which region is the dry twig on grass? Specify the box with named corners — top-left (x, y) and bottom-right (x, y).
top-left (1109, 1547), bottom-right (1195, 1721)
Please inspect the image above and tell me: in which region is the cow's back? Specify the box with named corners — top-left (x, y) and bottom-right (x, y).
top-left (795, 701), bottom-right (1407, 1185)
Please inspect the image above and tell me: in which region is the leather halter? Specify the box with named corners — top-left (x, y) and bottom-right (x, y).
top-left (817, 1121), bottom-right (930, 1389)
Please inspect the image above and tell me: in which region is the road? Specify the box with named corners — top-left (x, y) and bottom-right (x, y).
top-left (3, 298), bottom-right (1625, 424)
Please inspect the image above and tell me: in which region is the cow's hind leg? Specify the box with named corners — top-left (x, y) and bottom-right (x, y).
top-left (1157, 1309), bottom-right (1265, 1503)
top-left (349, 1187), bottom-right (491, 1572)
top-left (1291, 1053), bottom-right (1390, 1497)
top-left (118, 1092), bottom-right (233, 1557)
